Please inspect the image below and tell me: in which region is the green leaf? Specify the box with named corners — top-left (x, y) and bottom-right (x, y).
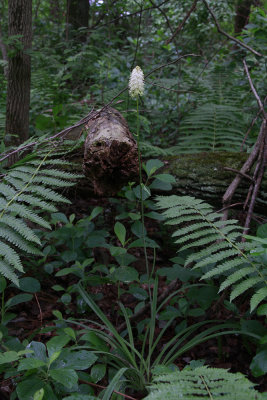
top-left (102, 368), bottom-right (127, 400)
top-left (18, 277), bottom-right (40, 293)
top-left (114, 222), bottom-right (126, 246)
top-left (112, 266), bottom-right (139, 283)
top-left (0, 350), bottom-right (20, 365)
top-left (54, 349), bottom-right (97, 370)
top-left (33, 388), bottom-right (44, 400)
top-left (47, 334), bottom-right (71, 358)
top-left (133, 184), bottom-right (151, 200)
top-left (50, 368), bottom-right (78, 389)
top-left (153, 173), bottom-right (176, 183)
top-left (91, 363), bottom-right (106, 383)
top-left (5, 293), bottom-right (33, 309)
top-left (109, 246), bottom-right (127, 257)
top-left (250, 349), bottom-right (267, 377)
top-left (27, 341), bottom-right (47, 362)
top-left (143, 159), bottom-right (164, 177)
top-left (129, 287), bottom-right (148, 301)
top-left (131, 220), bottom-right (146, 238)
top-left (0, 276), bottom-right (7, 293)
top-left (18, 358), bottom-right (46, 371)
top-left (16, 377), bottom-right (44, 400)
top-left (89, 206), bottom-right (103, 221)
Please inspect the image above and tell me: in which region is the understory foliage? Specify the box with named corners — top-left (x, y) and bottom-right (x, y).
top-left (156, 195), bottom-right (267, 313)
top-left (0, 141), bottom-right (81, 285)
top-left (0, 0), bottom-right (266, 398)
top-left (145, 366), bottom-right (264, 399)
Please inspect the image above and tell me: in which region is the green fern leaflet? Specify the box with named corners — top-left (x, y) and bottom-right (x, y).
top-left (145, 366), bottom-right (264, 399)
top-left (0, 150), bottom-right (80, 286)
top-left (156, 195), bottom-right (267, 313)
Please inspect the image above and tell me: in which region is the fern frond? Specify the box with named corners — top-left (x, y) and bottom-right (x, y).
top-left (18, 194), bottom-right (57, 212)
top-left (157, 195), bottom-right (267, 310)
top-left (0, 242), bottom-right (23, 272)
top-left (250, 287), bottom-right (267, 312)
top-left (0, 216), bottom-right (40, 244)
top-left (0, 143), bottom-right (81, 285)
top-left (0, 227), bottom-right (41, 254)
top-left (4, 203), bottom-right (51, 229)
top-left (145, 366), bottom-right (263, 399)
top-left (0, 260), bottom-right (19, 286)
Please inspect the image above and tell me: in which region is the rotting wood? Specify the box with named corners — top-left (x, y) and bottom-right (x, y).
top-left (66, 107), bottom-right (139, 196)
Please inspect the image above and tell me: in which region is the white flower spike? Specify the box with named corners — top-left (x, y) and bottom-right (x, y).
top-left (129, 66), bottom-right (144, 98)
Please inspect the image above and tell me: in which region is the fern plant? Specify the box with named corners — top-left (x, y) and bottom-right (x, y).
top-left (173, 66), bottom-right (256, 153)
top-left (176, 103), bottom-right (247, 152)
top-left (144, 366), bottom-right (265, 399)
top-left (0, 145), bottom-right (81, 286)
top-left (156, 195), bottom-right (267, 313)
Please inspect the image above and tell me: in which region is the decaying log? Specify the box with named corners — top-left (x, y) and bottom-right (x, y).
top-left (66, 107), bottom-right (139, 196)
top-left (164, 152), bottom-right (267, 215)
top-left (60, 108), bottom-right (267, 215)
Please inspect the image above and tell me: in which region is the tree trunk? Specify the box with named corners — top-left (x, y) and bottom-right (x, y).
top-left (5, 0), bottom-right (32, 147)
top-left (66, 0), bottom-right (89, 41)
top-left (234, 0), bottom-right (253, 34)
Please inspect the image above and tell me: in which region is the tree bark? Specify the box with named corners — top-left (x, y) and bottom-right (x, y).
top-left (5, 0), bottom-right (32, 147)
top-left (234, 0), bottom-right (253, 34)
top-left (66, 0), bottom-right (89, 41)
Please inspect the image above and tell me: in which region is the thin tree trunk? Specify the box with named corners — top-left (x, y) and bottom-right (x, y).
top-left (234, 0), bottom-right (252, 34)
top-left (5, 0), bottom-right (32, 146)
top-left (66, 0), bottom-right (89, 42)
top-left (0, 22), bottom-right (8, 78)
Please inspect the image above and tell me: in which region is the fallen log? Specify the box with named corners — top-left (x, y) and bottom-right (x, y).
top-left (63, 108), bottom-right (266, 214)
top-left (66, 107), bottom-right (139, 196)
top-left (163, 152), bottom-right (267, 215)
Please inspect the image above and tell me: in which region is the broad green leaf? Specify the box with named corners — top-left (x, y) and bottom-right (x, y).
top-left (153, 173), bottom-right (176, 183)
top-left (0, 351), bottom-right (20, 364)
top-left (47, 335), bottom-right (70, 358)
top-left (18, 277), bottom-right (40, 293)
top-left (112, 266), bottom-right (139, 283)
top-left (6, 293), bottom-right (33, 309)
top-left (33, 388), bottom-right (44, 400)
top-left (50, 368), bottom-right (78, 389)
top-left (18, 358), bottom-right (46, 371)
top-left (250, 349), bottom-right (267, 377)
top-left (53, 349), bottom-right (97, 370)
top-left (144, 159), bottom-right (164, 177)
top-left (27, 341), bottom-right (47, 362)
top-left (114, 222), bottom-right (126, 246)
top-left (91, 363), bottom-right (106, 383)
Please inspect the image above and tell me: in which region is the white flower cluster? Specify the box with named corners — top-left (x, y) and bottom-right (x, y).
top-left (129, 66), bottom-right (144, 98)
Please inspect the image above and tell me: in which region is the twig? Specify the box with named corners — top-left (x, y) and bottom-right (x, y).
top-left (224, 167), bottom-right (254, 182)
top-left (202, 0), bottom-right (262, 57)
top-left (165, 0), bottom-right (198, 45)
top-left (92, 0), bottom-right (171, 29)
top-left (79, 379), bottom-right (137, 400)
top-left (243, 122), bottom-right (267, 235)
top-left (240, 107), bottom-right (263, 151)
top-left (147, 79), bottom-right (195, 93)
top-left (243, 60), bottom-right (267, 119)
top-left (217, 202), bottom-right (244, 213)
top-left (34, 293), bottom-right (43, 341)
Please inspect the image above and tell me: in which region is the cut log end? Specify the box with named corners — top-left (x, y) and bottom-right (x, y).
top-left (83, 107), bottom-right (139, 196)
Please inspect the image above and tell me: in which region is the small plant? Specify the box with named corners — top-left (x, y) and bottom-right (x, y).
top-left (144, 365), bottom-right (265, 399)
